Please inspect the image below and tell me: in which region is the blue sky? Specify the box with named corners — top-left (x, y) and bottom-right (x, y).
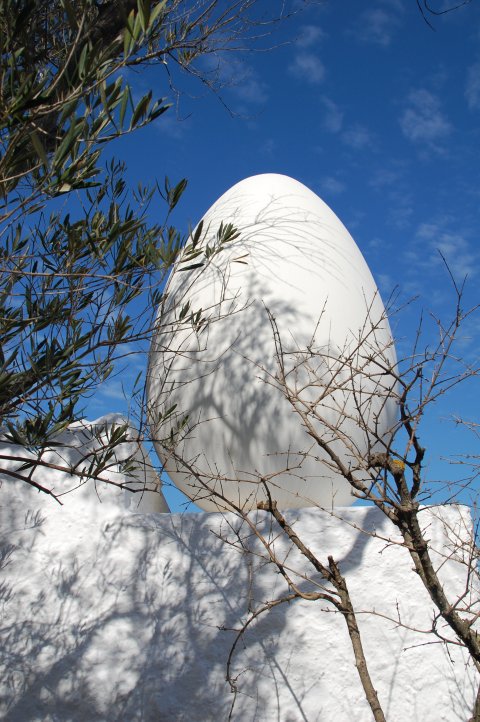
top-left (88, 0), bottom-right (480, 511)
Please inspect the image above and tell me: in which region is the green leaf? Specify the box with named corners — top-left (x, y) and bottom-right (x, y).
top-left (137, 0), bottom-right (149, 33)
top-left (130, 91), bottom-right (152, 129)
top-left (191, 220), bottom-right (204, 248)
top-left (123, 9), bottom-right (137, 56)
top-left (132, 10), bottom-right (144, 43)
top-left (29, 131), bottom-right (48, 169)
top-left (178, 301), bottom-right (190, 321)
top-left (150, 0), bottom-right (168, 26)
top-left (178, 262), bottom-right (204, 272)
top-left (119, 86), bottom-right (130, 128)
top-left (168, 178), bottom-right (187, 210)
top-left (54, 120), bottom-right (82, 168)
top-left (78, 42), bottom-right (90, 81)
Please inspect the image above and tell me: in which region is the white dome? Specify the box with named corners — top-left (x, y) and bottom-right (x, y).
top-left (147, 174), bottom-right (397, 511)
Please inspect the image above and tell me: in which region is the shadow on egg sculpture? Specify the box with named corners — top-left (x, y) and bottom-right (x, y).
top-left (147, 174), bottom-right (398, 511)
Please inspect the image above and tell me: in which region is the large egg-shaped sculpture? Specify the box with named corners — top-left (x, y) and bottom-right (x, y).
top-left (147, 174), bottom-right (397, 511)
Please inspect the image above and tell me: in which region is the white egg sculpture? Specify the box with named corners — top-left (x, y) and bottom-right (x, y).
top-left (147, 174), bottom-right (397, 511)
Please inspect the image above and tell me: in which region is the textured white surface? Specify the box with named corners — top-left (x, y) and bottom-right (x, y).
top-left (0, 414), bottom-right (169, 513)
top-left (148, 174), bottom-right (398, 511)
top-left (0, 488), bottom-right (476, 722)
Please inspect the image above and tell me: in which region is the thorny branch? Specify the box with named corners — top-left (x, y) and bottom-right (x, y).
top-left (155, 267), bottom-right (479, 719)
top-left (255, 485), bottom-right (387, 722)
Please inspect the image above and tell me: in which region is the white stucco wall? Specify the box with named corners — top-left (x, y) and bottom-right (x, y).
top-left (0, 474), bottom-right (477, 721)
top-left (0, 414), bottom-right (169, 514)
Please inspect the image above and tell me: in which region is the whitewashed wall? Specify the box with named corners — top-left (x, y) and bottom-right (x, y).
top-left (0, 470), bottom-right (477, 722)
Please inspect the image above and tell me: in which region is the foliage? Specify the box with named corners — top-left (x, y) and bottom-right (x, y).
top-left (0, 0), bottom-right (291, 493)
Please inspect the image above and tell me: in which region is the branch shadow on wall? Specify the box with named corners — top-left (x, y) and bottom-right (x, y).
top-left (1, 495), bottom-right (476, 722)
top-left (0, 495), bottom-right (346, 722)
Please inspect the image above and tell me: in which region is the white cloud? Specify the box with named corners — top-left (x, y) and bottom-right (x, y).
top-left (204, 55), bottom-right (268, 105)
top-left (227, 60), bottom-right (268, 104)
top-left (380, 0), bottom-right (404, 10)
top-left (342, 124), bottom-right (374, 149)
top-left (400, 89), bottom-right (451, 145)
top-left (288, 53), bottom-right (325, 84)
top-left (369, 167), bottom-right (402, 189)
top-left (296, 25), bottom-right (325, 48)
top-left (416, 221), bottom-right (439, 240)
top-left (99, 380), bottom-right (130, 401)
top-left (415, 220), bottom-right (478, 280)
top-left (376, 272), bottom-right (395, 296)
top-left (434, 234), bottom-right (477, 279)
top-left (465, 62), bottom-right (480, 110)
top-left (355, 8), bottom-right (400, 47)
top-left (260, 138), bottom-right (276, 156)
top-left (155, 110), bottom-right (190, 139)
top-left (321, 96), bottom-right (343, 133)
top-left (388, 200), bottom-right (414, 229)
top-left (234, 74), bottom-right (268, 104)
top-left (320, 176), bottom-right (345, 195)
